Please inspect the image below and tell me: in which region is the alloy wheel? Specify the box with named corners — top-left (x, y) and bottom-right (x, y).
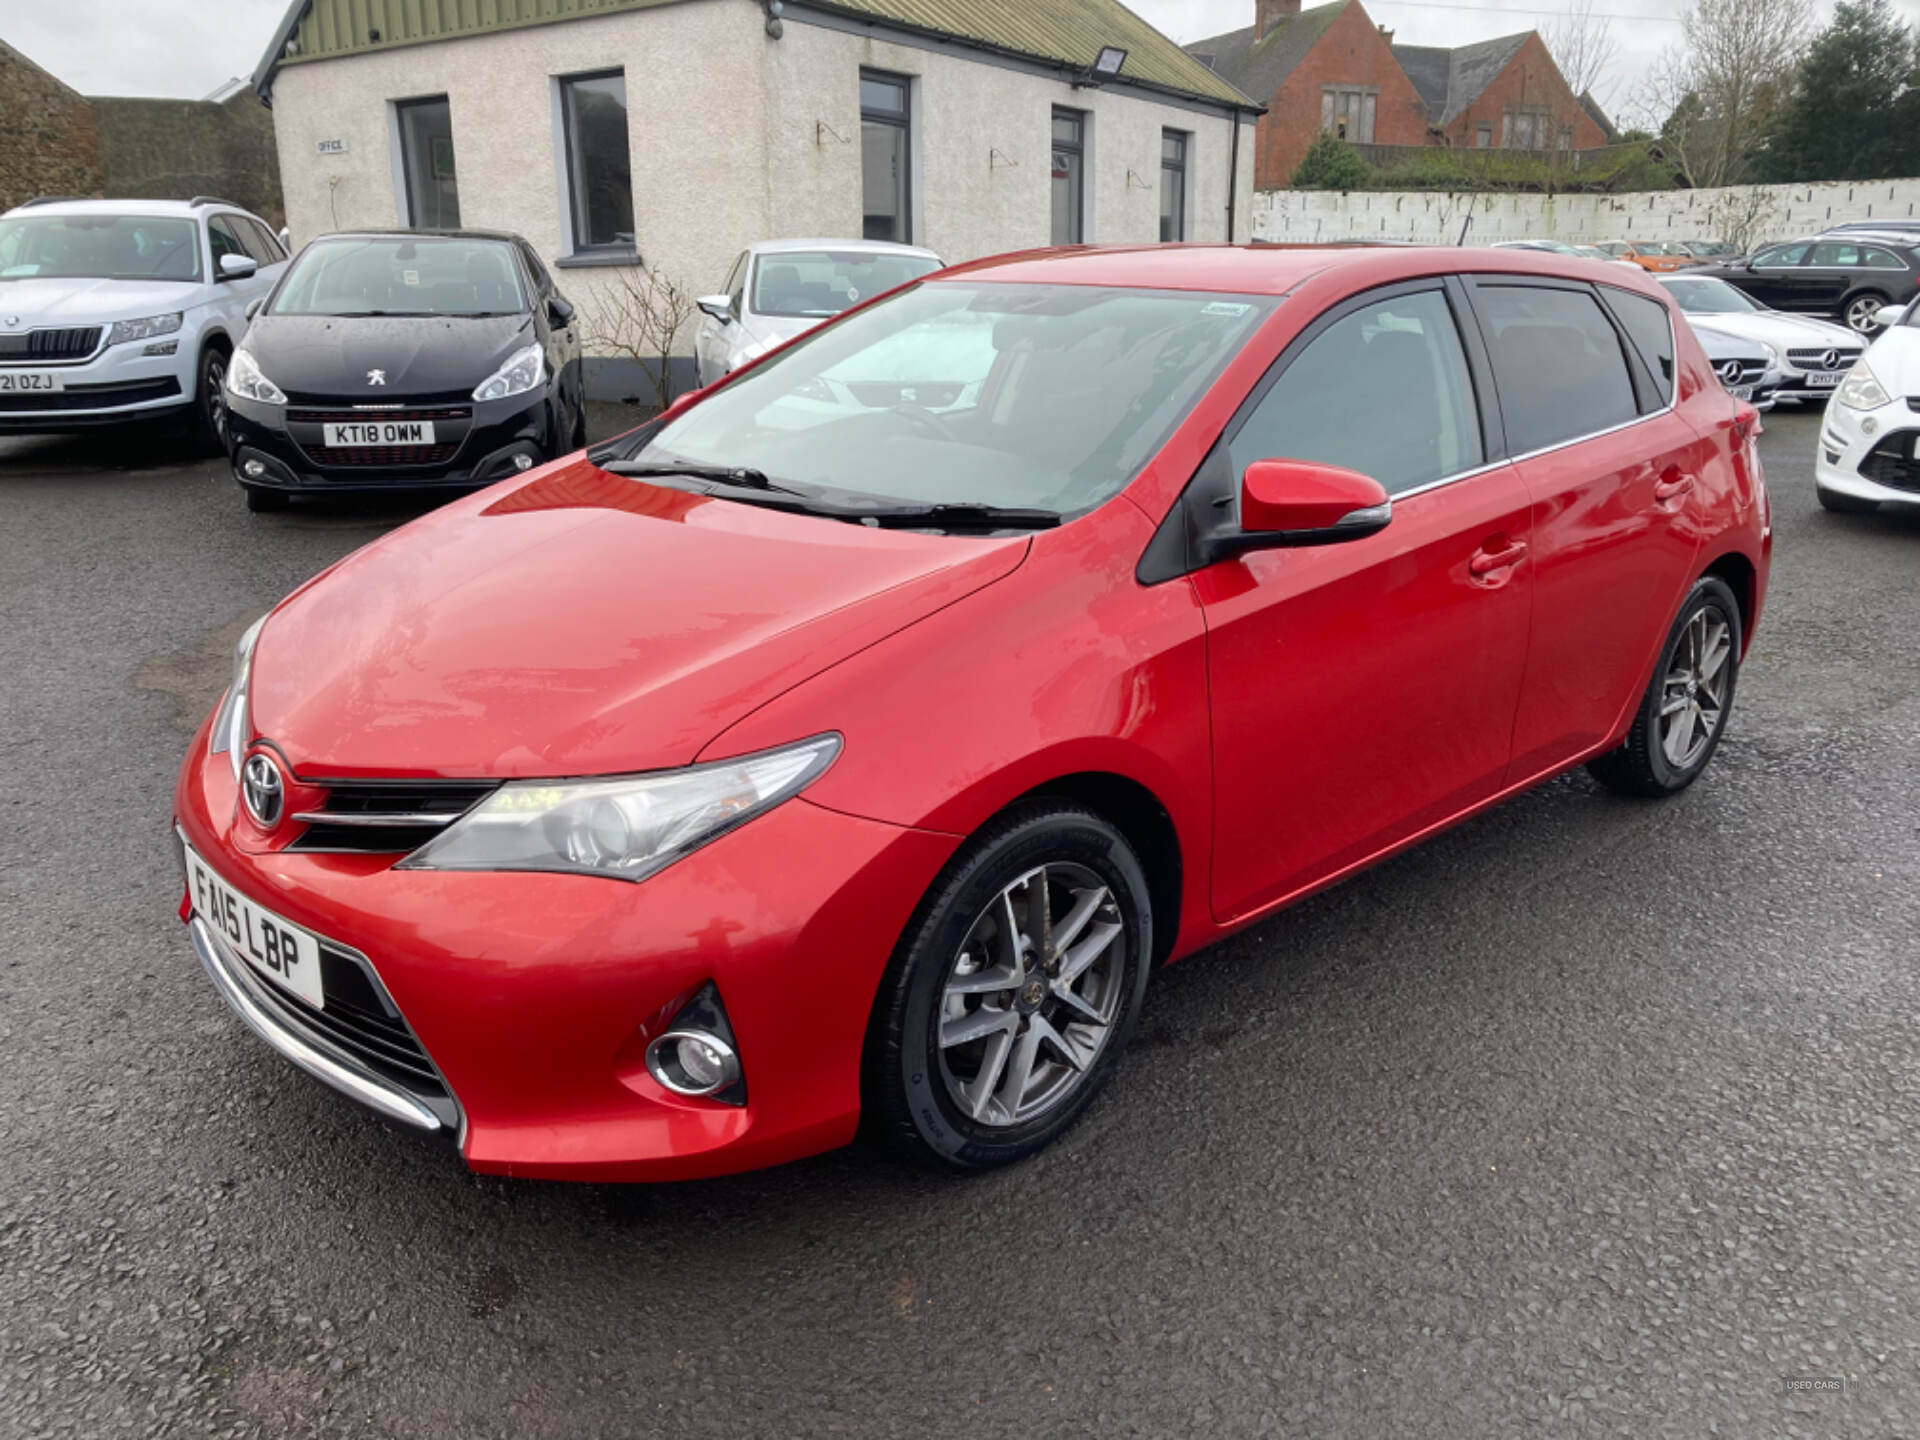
top-left (205, 353), bottom-right (228, 441)
top-left (936, 862), bottom-right (1126, 1128)
top-left (1659, 604), bottom-right (1733, 770)
top-left (1845, 296), bottom-right (1883, 334)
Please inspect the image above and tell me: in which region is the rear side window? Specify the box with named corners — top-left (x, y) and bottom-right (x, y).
top-left (1475, 285), bottom-right (1639, 455)
top-left (1230, 289), bottom-right (1483, 497)
top-left (1601, 288), bottom-right (1674, 405)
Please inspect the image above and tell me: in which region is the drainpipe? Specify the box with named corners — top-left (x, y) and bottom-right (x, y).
top-left (1226, 110), bottom-right (1241, 243)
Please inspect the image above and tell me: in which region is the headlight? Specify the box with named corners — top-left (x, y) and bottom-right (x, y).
top-left (106, 312), bottom-right (183, 346)
top-left (399, 735), bottom-right (841, 883)
top-left (1759, 340), bottom-right (1782, 369)
top-left (1836, 361), bottom-right (1890, 411)
top-left (207, 616), bottom-right (267, 781)
top-left (226, 347), bottom-right (287, 404)
top-left (473, 343), bottom-right (544, 402)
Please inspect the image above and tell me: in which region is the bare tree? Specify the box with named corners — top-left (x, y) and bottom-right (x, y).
top-left (1633, 0), bottom-right (1812, 188)
top-left (1544, 0), bottom-right (1621, 115)
top-left (579, 265), bottom-right (698, 411)
top-left (1703, 186), bottom-right (1780, 253)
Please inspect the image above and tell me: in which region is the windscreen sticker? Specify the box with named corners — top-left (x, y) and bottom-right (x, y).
top-left (1202, 302), bottom-right (1252, 317)
top-left (402, 269), bottom-right (420, 286)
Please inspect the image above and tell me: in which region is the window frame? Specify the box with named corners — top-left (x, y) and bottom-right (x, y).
top-left (394, 94), bottom-right (459, 230)
top-left (1051, 106), bottom-right (1088, 246)
top-left (206, 216), bottom-right (251, 275)
top-left (557, 68), bottom-right (635, 257)
top-left (1160, 129), bottom-right (1190, 243)
top-left (859, 68), bottom-right (914, 246)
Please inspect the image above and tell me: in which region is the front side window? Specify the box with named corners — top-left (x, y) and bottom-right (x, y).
top-left (1752, 243), bottom-right (1808, 268)
top-left (561, 71), bottom-right (634, 251)
top-left (208, 217), bottom-right (249, 268)
top-left (861, 72), bottom-right (912, 244)
top-left (637, 283), bottom-right (1272, 515)
top-left (0, 214), bottom-right (202, 283)
top-left (1476, 284), bottom-right (1639, 454)
top-left (270, 236), bottom-right (527, 317)
top-left (1051, 108), bottom-right (1086, 246)
top-left (397, 96), bottom-right (460, 229)
top-left (1230, 290), bottom-right (1482, 497)
top-left (751, 249), bottom-right (940, 320)
top-left (1160, 131), bottom-right (1188, 243)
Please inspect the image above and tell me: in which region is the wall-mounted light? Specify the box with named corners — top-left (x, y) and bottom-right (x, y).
top-left (763, 0), bottom-right (784, 38)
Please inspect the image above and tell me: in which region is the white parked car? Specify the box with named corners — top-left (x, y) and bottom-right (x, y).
top-left (1658, 273), bottom-right (1863, 403)
top-left (1691, 323), bottom-right (1780, 411)
top-left (0, 197), bottom-right (288, 449)
top-left (1492, 239), bottom-right (1638, 268)
top-left (1816, 297), bottom-right (1920, 513)
top-left (693, 239), bottom-right (942, 386)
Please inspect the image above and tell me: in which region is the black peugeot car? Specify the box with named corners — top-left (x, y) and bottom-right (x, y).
top-left (222, 229), bottom-right (585, 511)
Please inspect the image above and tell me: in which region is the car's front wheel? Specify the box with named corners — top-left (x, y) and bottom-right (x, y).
top-left (190, 345), bottom-right (230, 455)
top-left (1588, 576), bottom-right (1743, 798)
top-left (865, 803), bottom-right (1153, 1173)
top-left (1843, 291), bottom-right (1889, 334)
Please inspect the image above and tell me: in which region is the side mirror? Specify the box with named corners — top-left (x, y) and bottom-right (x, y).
top-left (218, 253), bottom-right (258, 281)
top-left (244, 298), bottom-right (264, 322)
top-left (1873, 303), bottom-right (1904, 329)
top-left (696, 294), bottom-right (734, 324)
top-left (547, 295), bottom-right (575, 328)
top-left (1237, 460), bottom-right (1392, 548)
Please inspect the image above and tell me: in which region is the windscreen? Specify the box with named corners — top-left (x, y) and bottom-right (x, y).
top-left (271, 237), bottom-right (526, 317)
top-left (1662, 278), bottom-right (1760, 314)
top-left (751, 250), bottom-right (943, 319)
top-left (0, 215), bottom-right (201, 282)
top-left (643, 282), bottom-right (1274, 515)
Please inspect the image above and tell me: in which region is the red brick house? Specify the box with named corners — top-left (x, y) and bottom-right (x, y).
top-left (1189, 0), bottom-right (1612, 188)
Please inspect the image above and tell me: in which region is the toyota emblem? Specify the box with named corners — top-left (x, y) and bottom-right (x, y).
top-left (1821, 349), bottom-right (1840, 370)
top-left (1718, 360), bottom-right (1743, 384)
top-left (242, 752), bottom-right (285, 828)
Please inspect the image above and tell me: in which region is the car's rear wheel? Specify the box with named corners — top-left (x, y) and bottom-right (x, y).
top-left (190, 344), bottom-right (230, 455)
top-left (865, 803), bottom-right (1152, 1173)
top-left (569, 395), bottom-right (588, 450)
top-left (1843, 292), bottom-right (1889, 335)
top-left (1588, 576), bottom-right (1742, 798)
top-left (1816, 484), bottom-right (1879, 514)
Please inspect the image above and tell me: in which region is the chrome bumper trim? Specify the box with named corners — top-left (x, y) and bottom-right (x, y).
top-left (189, 914), bottom-right (445, 1132)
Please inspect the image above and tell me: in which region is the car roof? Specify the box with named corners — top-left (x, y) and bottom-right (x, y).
top-left (307, 228), bottom-right (526, 244)
top-left (928, 243), bottom-right (1667, 298)
top-left (748, 238), bottom-right (942, 259)
top-left (0, 197), bottom-right (251, 221)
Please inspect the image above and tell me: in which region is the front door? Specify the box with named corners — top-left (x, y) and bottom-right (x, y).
top-left (1737, 243), bottom-right (1811, 309)
top-left (1200, 284), bottom-right (1534, 922)
top-left (1465, 279), bottom-right (1707, 778)
top-left (695, 252), bottom-right (748, 384)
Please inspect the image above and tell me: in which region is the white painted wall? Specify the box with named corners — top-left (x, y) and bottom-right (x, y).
top-left (265, 0), bottom-right (1257, 381)
top-left (1252, 177), bottom-right (1920, 249)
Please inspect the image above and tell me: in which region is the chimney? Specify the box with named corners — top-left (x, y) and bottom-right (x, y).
top-left (1256, 0), bottom-right (1301, 35)
top-left (1378, 25), bottom-right (1395, 43)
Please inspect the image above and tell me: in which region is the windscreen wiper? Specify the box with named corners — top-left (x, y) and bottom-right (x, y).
top-left (856, 503), bottom-right (1061, 531)
top-left (602, 460), bottom-right (800, 495)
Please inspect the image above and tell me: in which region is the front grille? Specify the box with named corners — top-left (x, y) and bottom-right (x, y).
top-left (287, 405), bottom-right (472, 424)
top-left (1858, 431), bottom-right (1920, 493)
top-left (307, 442), bottom-right (462, 468)
top-left (1787, 347), bottom-right (1862, 371)
top-left (1714, 360), bottom-right (1766, 389)
top-left (286, 388), bottom-right (475, 407)
top-left (0, 376), bottom-right (180, 411)
top-left (0, 326), bottom-right (102, 361)
top-left (290, 780), bottom-right (497, 853)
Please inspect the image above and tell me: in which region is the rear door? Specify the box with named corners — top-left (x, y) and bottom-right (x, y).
top-left (1199, 281), bottom-right (1534, 921)
top-left (1462, 279), bottom-right (1709, 781)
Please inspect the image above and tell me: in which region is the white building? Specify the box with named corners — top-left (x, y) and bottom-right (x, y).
top-left (252, 0), bottom-right (1262, 396)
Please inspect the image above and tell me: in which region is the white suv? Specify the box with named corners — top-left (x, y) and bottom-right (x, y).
top-left (0, 196), bottom-right (288, 448)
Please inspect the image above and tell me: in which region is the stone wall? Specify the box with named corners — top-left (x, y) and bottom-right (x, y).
top-left (0, 41), bottom-right (103, 211)
top-left (1253, 177), bottom-right (1920, 250)
top-left (91, 94), bottom-right (285, 226)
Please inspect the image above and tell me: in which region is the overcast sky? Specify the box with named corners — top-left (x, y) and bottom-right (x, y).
top-left (5, 0), bottom-right (1916, 124)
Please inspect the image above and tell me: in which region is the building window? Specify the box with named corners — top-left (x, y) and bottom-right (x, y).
top-left (1501, 107), bottom-right (1552, 150)
top-left (1320, 87), bottom-right (1375, 144)
top-left (1160, 130), bottom-right (1188, 243)
top-left (396, 97), bottom-right (460, 229)
top-left (1051, 108), bottom-right (1086, 245)
top-left (1474, 125), bottom-right (1493, 148)
top-left (861, 71), bottom-right (912, 244)
top-left (560, 70), bottom-right (634, 252)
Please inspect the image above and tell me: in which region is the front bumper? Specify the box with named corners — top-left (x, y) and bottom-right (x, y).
top-left (174, 716), bottom-right (959, 1181)
top-left (225, 389), bottom-right (561, 495)
top-left (0, 338), bottom-right (194, 431)
top-left (1816, 398), bottom-right (1920, 506)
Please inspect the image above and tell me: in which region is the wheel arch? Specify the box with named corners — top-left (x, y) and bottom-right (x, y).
top-left (1701, 550), bottom-right (1757, 655)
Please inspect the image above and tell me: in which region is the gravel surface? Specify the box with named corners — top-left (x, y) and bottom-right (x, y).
top-left (1, 406), bottom-right (1916, 1438)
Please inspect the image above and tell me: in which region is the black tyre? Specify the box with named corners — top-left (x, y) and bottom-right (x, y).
top-left (1588, 576), bottom-right (1742, 798)
top-left (244, 486), bottom-right (289, 513)
top-left (190, 344), bottom-right (231, 456)
top-left (569, 396), bottom-right (589, 450)
top-left (1816, 484), bottom-right (1879, 515)
top-left (1842, 291), bottom-right (1890, 335)
top-left (864, 803), bottom-right (1153, 1174)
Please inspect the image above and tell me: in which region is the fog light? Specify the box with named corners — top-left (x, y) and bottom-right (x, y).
top-left (646, 1029), bottom-right (741, 1097)
top-left (143, 340), bottom-right (178, 357)
top-left (1861, 418), bottom-right (1878, 437)
top-left (513, 452), bottom-right (534, 471)
top-left (243, 459), bottom-right (266, 479)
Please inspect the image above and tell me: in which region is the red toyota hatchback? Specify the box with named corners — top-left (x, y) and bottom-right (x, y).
top-left (175, 246), bottom-right (1770, 1181)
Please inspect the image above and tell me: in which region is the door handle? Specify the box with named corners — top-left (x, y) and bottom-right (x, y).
top-left (1469, 540), bottom-right (1528, 577)
top-left (1654, 472), bottom-right (1697, 503)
